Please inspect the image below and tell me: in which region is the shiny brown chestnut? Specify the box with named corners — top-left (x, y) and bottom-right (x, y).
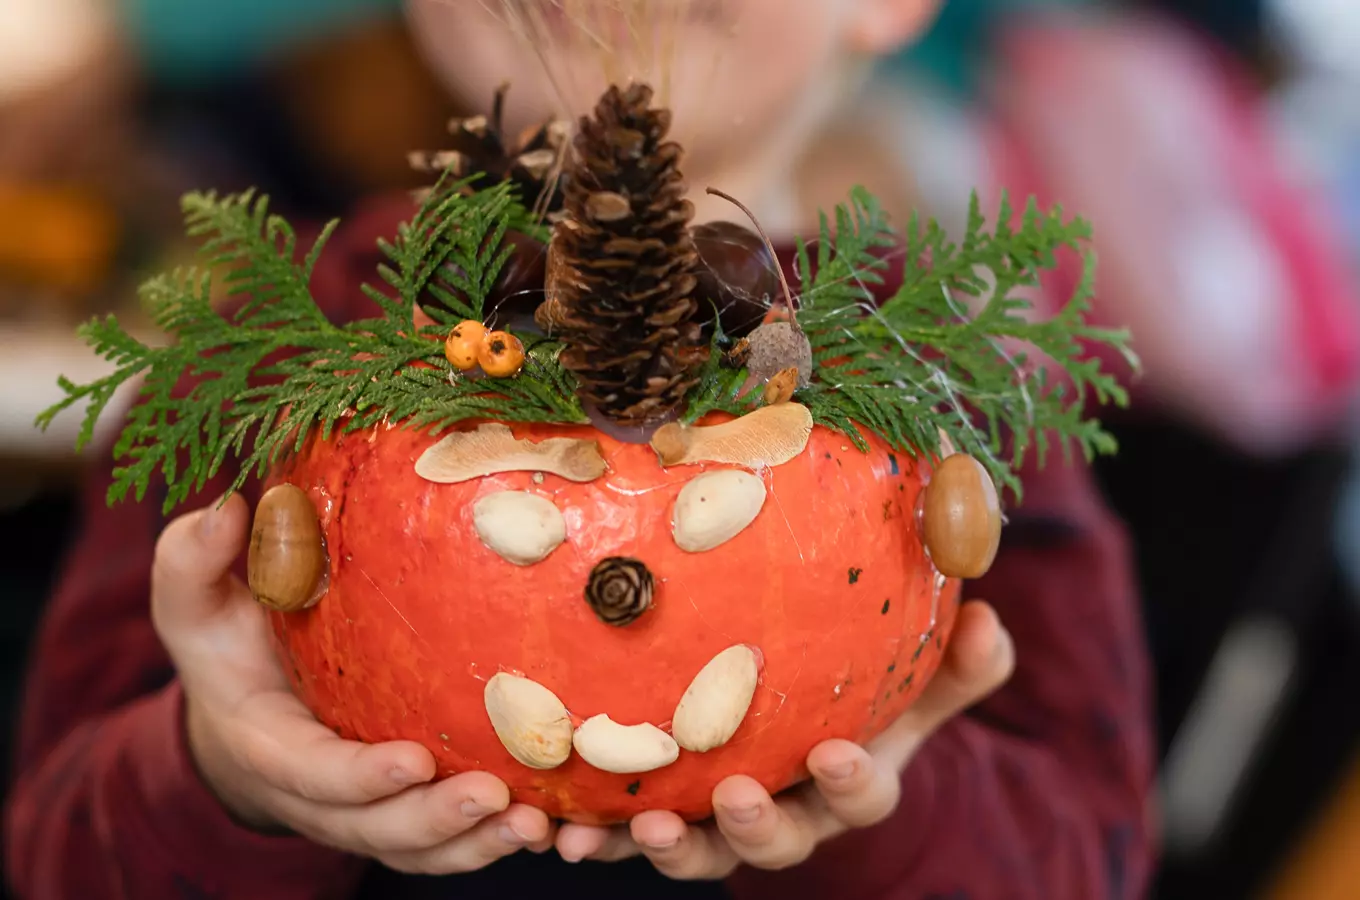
top-left (430, 230), bottom-right (548, 324)
top-left (692, 220), bottom-right (780, 338)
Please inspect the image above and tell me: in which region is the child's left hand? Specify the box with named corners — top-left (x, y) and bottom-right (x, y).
top-left (554, 600), bottom-right (1015, 877)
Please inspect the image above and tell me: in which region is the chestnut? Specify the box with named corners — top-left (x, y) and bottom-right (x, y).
top-left (429, 230), bottom-right (548, 325)
top-left (691, 220), bottom-right (780, 338)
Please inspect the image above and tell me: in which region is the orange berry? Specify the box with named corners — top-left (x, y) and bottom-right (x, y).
top-left (445, 337), bottom-right (481, 371)
top-left (478, 331), bottom-right (526, 378)
top-left (444, 320), bottom-right (488, 371)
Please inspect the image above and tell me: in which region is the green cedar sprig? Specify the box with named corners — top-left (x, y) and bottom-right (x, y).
top-left (35, 177), bottom-right (585, 513)
top-left (36, 172), bottom-right (1132, 514)
top-left (683, 187), bottom-right (1137, 501)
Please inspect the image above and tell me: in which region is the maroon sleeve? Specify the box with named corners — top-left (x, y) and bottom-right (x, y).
top-left (726, 453), bottom-right (1156, 900)
top-left (0, 199), bottom-right (410, 900)
top-left (2, 460), bottom-right (367, 900)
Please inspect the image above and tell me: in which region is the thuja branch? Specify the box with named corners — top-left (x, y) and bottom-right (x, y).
top-left (35, 181), bottom-right (587, 514)
top-left (745, 187), bottom-right (1133, 501)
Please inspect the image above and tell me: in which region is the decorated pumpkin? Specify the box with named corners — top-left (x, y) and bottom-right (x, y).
top-left (39, 80), bottom-right (1131, 825)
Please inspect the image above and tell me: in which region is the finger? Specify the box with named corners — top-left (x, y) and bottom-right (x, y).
top-left (378, 804), bottom-right (551, 875)
top-left (232, 695), bottom-right (438, 805)
top-left (871, 600), bottom-right (1014, 764)
top-left (806, 739), bottom-right (900, 831)
top-left (711, 776), bottom-right (817, 871)
top-left (526, 824), bottom-right (559, 855)
top-left (629, 811), bottom-right (740, 880)
top-left (150, 493), bottom-right (251, 634)
top-left (557, 823), bottom-right (641, 863)
top-left (286, 771), bottom-right (511, 852)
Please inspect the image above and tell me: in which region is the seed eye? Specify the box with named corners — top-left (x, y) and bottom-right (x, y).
top-left (671, 470), bottom-right (766, 553)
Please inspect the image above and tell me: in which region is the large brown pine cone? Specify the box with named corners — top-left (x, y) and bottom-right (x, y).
top-left (549, 82), bottom-right (707, 426)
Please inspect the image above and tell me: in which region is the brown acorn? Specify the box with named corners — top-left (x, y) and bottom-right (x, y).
top-left (692, 220), bottom-right (779, 338)
top-left (920, 454), bottom-right (1002, 579)
top-left (248, 485), bottom-right (328, 612)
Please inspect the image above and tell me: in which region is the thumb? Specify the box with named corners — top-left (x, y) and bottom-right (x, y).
top-left (151, 492), bottom-right (252, 637)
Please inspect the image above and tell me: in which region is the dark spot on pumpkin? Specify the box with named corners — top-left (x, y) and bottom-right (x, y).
top-left (936, 634), bottom-right (943, 649)
top-left (881, 598), bottom-right (890, 615)
top-left (848, 567), bottom-right (862, 585)
top-left (626, 780), bottom-right (642, 796)
top-left (885, 692), bottom-right (892, 702)
top-left (898, 673), bottom-right (915, 693)
top-left (887, 662), bottom-right (896, 673)
top-left (888, 453), bottom-right (899, 475)
top-left (882, 499), bottom-right (893, 521)
top-left (337, 666), bottom-right (344, 676)
top-left (824, 452), bottom-right (832, 460)
top-left (913, 638), bottom-right (928, 662)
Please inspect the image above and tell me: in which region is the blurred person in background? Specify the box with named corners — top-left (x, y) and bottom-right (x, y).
top-left (2, 0), bottom-right (1357, 898)
top-left (1, 0), bottom-right (1160, 899)
top-left (856, 2), bottom-right (1360, 899)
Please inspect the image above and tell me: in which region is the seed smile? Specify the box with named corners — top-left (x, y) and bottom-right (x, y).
top-left (483, 643), bottom-right (761, 774)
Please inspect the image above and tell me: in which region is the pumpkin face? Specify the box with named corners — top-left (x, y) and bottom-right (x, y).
top-left (265, 415), bottom-right (961, 825)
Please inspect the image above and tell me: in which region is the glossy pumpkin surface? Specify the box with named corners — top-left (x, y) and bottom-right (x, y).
top-left (265, 415), bottom-right (960, 824)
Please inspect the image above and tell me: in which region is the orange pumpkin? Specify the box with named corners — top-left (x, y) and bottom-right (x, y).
top-left (264, 413), bottom-right (960, 825)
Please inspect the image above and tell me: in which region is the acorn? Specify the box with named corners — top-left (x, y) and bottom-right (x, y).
top-left (920, 453), bottom-right (1002, 579)
top-left (692, 220), bottom-right (779, 338)
top-left (248, 484), bottom-right (328, 612)
top-left (746, 321), bottom-right (813, 388)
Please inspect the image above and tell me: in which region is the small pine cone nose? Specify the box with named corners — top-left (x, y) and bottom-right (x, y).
top-left (585, 557), bottom-right (655, 626)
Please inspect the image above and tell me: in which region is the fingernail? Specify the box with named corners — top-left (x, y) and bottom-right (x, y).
top-left (819, 761), bottom-right (857, 781)
top-left (722, 804), bottom-right (762, 824)
top-left (197, 502), bottom-right (224, 538)
top-left (460, 800), bottom-right (495, 819)
top-left (642, 837), bottom-right (679, 851)
top-left (389, 767), bottom-right (420, 786)
top-left (499, 824), bottom-right (528, 845)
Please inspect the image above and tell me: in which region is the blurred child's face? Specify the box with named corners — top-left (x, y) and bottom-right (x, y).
top-left (406, 0), bottom-right (934, 173)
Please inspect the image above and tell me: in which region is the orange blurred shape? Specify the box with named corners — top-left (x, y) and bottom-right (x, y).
top-left (0, 180), bottom-right (119, 294)
top-left (1264, 756), bottom-right (1360, 900)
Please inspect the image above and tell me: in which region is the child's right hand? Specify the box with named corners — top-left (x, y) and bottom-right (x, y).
top-left (149, 492), bottom-right (554, 874)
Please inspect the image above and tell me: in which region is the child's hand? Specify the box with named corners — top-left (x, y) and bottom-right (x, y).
top-left (554, 601), bottom-right (1015, 878)
top-left (151, 493), bottom-right (554, 874)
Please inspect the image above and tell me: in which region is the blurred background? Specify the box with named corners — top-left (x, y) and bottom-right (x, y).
top-left (1, 1), bottom-right (1358, 898)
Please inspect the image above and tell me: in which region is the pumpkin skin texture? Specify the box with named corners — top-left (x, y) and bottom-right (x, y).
top-left (265, 415), bottom-right (961, 825)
